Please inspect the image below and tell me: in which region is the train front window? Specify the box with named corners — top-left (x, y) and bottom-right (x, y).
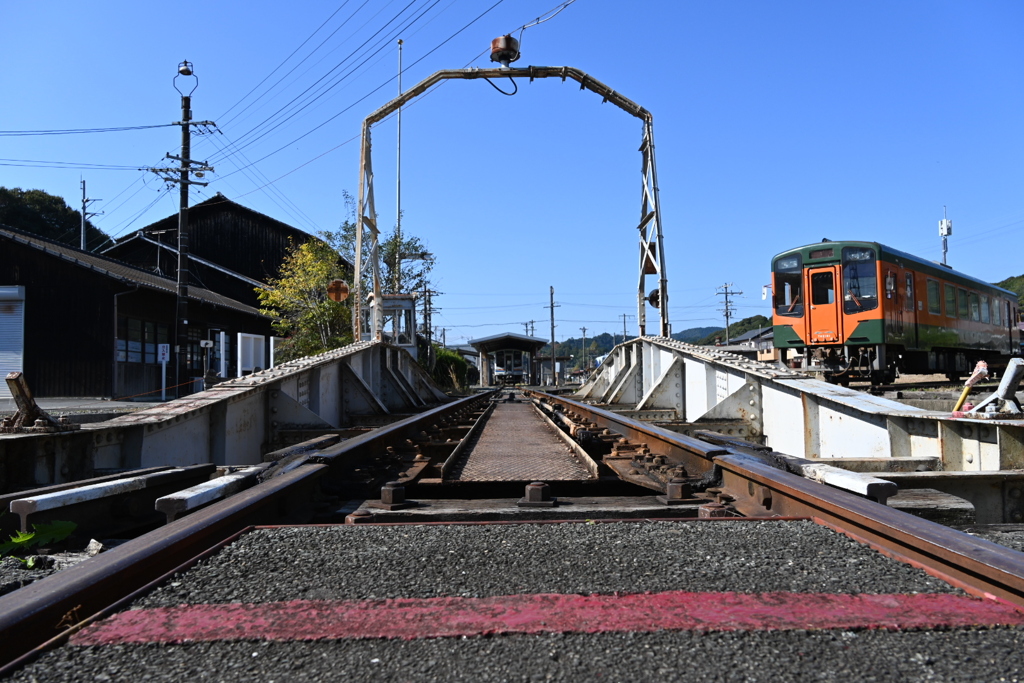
top-left (774, 255), bottom-right (803, 317)
top-left (841, 247), bottom-right (877, 313)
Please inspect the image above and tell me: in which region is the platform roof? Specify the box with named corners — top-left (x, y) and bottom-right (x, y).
top-left (467, 332), bottom-right (549, 354)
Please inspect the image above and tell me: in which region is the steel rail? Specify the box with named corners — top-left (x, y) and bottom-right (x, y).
top-left (310, 390), bottom-right (497, 470)
top-left (529, 390), bottom-right (1024, 607)
top-left (0, 391), bottom-right (498, 670)
top-left (0, 464), bottom-right (327, 670)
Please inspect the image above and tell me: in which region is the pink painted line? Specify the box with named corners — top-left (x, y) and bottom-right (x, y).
top-left (72, 591), bottom-right (1024, 646)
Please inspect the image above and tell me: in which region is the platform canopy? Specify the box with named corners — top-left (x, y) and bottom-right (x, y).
top-left (467, 332), bottom-right (549, 355)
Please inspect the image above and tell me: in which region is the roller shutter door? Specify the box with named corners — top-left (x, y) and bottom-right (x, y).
top-left (0, 287), bottom-right (25, 400)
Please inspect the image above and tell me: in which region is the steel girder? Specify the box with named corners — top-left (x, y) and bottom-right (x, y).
top-left (351, 65), bottom-right (671, 341)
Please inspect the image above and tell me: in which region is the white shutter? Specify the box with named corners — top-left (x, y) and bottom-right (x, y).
top-left (0, 287), bottom-right (26, 400)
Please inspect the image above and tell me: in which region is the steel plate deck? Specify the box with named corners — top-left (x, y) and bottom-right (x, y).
top-left (448, 401), bottom-right (593, 482)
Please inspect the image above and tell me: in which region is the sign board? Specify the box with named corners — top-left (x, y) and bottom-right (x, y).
top-left (157, 344), bottom-right (171, 363)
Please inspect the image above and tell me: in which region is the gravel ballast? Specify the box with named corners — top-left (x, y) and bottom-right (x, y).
top-left (134, 520), bottom-right (957, 607)
top-left (13, 628), bottom-right (1024, 683)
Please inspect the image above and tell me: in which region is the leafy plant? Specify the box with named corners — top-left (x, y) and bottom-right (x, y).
top-left (0, 520), bottom-right (77, 567)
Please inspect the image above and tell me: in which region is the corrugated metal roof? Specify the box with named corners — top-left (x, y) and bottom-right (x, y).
top-left (0, 225), bottom-right (266, 318)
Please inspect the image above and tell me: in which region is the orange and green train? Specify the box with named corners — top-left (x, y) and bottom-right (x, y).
top-left (771, 240), bottom-right (1020, 384)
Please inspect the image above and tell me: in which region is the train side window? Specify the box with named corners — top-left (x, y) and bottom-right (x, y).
top-left (841, 247), bottom-right (877, 313)
top-left (904, 274), bottom-right (914, 311)
top-left (958, 288), bottom-right (969, 319)
top-left (944, 284), bottom-right (956, 317)
top-left (927, 280), bottom-right (941, 315)
top-left (981, 295), bottom-right (990, 324)
top-left (811, 271), bottom-right (835, 305)
top-left (969, 292), bottom-right (980, 321)
top-left (993, 299), bottom-right (1001, 326)
top-left (773, 255), bottom-right (803, 317)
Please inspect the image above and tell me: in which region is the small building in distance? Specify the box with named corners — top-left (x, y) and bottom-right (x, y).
top-left (468, 333), bottom-right (550, 386)
top-left (0, 225), bottom-right (272, 400)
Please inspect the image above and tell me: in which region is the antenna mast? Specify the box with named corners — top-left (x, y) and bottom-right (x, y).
top-left (939, 206), bottom-right (952, 266)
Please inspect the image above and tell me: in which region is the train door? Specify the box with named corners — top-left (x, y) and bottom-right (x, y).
top-left (807, 266), bottom-right (841, 343)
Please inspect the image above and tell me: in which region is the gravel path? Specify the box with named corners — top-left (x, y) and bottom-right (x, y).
top-left (14, 627), bottom-right (1024, 682)
top-left (134, 520), bottom-right (957, 607)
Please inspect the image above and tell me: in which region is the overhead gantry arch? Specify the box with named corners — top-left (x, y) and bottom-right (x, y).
top-left (351, 64), bottom-right (671, 341)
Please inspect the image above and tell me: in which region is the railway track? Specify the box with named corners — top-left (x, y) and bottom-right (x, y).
top-left (3, 389), bottom-right (1024, 679)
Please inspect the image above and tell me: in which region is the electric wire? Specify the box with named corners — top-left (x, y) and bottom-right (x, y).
top-left (216, 1), bottom-right (360, 125)
top-left (207, 0), bottom-right (506, 177)
top-left (214, 0), bottom-right (386, 136)
top-left (210, 0), bottom-right (433, 162)
top-left (0, 124), bottom-right (176, 137)
top-left (0, 158), bottom-right (143, 170)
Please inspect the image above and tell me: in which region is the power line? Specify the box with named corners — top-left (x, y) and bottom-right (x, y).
top-left (216, 0), bottom-right (363, 125)
top-left (207, 0), bottom-right (507, 178)
top-left (0, 158), bottom-right (143, 170)
top-left (0, 124), bottom-right (176, 137)
top-left (210, 0), bottom-right (435, 163)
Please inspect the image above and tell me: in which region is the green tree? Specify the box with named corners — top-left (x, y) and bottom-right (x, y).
top-left (257, 236), bottom-right (352, 362)
top-left (697, 315), bottom-right (771, 345)
top-left (0, 186), bottom-right (112, 251)
top-left (432, 345), bottom-right (469, 391)
top-left (996, 274), bottom-right (1024, 308)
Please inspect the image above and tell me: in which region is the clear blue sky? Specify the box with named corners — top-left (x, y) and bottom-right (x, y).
top-left (3, 1), bottom-right (1022, 345)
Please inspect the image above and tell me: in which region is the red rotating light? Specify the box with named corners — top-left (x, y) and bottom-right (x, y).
top-left (489, 35), bottom-right (520, 66)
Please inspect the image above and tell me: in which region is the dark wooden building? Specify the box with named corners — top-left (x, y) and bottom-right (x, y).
top-left (101, 194), bottom-right (349, 308)
top-left (0, 225), bottom-right (272, 400)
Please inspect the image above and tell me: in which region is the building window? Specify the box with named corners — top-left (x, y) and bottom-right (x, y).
top-left (117, 317), bottom-right (170, 364)
top-left (127, 318), bottom-right (143, 363)
top-left (144, 322), bottom-right (156, 364)
top-left (927, 280), bottom-right (941, 315)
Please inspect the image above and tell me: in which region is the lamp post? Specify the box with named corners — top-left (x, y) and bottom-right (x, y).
top-left (173, 61), bottom-right (198, 397)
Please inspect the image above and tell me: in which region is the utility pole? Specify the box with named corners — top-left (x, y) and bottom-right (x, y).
top-left (79, 179), bottom-right (102, 251)
top-left (528, 320), bottom-right (535, 337)
top-left (621, 313), bottom-right (629, 344)
top-left (546, 286), bottom-right (560, 386)
top-left (580, 326), bottom-right (587, 372)
top-left (717, 283), bottom-right (742, 345)
top-left (523, 322), bottom-right (530, 335)
top-left (145, 61), bottom-right (215, 397)
top-left (394, 38), bottom-right (403, 293)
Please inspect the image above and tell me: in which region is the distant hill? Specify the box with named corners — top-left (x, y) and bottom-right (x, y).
top-left (996, 275), bottom-right (1024, 307)
top-left (671, 326), bottom-right (721, 343)
top-left (697, 315), bottom-right (771, 345)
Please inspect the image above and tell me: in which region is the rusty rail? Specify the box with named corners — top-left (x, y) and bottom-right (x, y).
top-left (527, 390), bottom-right (1024, 607)
top-left (0, 391), bottom-right (497, 670)
top-left (0, 463), bottom-right (327, 672)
